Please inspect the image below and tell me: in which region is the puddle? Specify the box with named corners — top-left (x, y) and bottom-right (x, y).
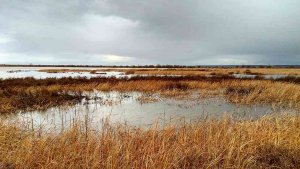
top-left (0, 69), bottom-right (129, 79)
top-left (1, 91), bottom-right (297, 132)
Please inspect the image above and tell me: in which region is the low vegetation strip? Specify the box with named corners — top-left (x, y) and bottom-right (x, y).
top-left (0, 115), bottom-right (299, 168)
top-left (37, 67), bottom-right (300, 75)
top-left (128, 68), bottom-right (300, 75)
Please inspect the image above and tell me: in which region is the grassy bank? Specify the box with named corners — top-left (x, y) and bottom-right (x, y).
top-left (123, 68), bottom-right (300, 76)
top-left (1, 76), bottom-right (300, 113)
top-left (0, 115), bottom-right (299, 168)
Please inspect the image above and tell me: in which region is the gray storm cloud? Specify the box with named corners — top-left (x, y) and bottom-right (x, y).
top-left (0, 0), bottom-right (299, 65)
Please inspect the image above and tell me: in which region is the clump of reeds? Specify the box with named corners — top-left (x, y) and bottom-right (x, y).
top-left (224, 80), bottom-right (300, 110)
top-left (90, 70), bottom-right (97, 74)
top-left (124, 70), bottom-right (135, 75)
top-left (0, 115), bottom-right (299, 168)
top-left (0, 86), bottom-right (83, 113)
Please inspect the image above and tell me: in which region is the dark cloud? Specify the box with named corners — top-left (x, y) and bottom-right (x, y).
top-left (0, 0), bottom-right (299, 65)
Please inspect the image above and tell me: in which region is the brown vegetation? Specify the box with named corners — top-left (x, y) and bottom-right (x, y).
top-left (0, 86), bottom-right (83, 114)
top-left (0, 115), bottom-right (299, 168)
top-left (38, 69), bottom-right (94, 73)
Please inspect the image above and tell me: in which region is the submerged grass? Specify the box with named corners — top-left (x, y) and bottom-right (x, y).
top-left (0, 115), bottom-right (299, 168)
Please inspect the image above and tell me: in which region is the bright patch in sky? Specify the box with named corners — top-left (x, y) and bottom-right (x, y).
top-left (0, 34), bottom-right (12, 44)
top-left (103, 54), bottom-right (132, 63)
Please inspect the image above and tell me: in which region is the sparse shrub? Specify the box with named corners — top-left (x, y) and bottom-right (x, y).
top-left (90, 70), bottom-right (97, 74)
top-left (125, 70), bottom-right (135, 74)
top-left (163, 82), bottom-right (188, 91)
top-left (244, 69), bottom-right (252, 74)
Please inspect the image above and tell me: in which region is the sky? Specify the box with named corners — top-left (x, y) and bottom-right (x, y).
top-left (0, 0), bottom-right (299, 65)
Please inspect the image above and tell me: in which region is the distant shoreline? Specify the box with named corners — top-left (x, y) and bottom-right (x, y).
top-left (1, 64), bottom-right (300, 68)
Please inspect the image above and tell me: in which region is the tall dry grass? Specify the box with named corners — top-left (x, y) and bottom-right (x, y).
top-left (0, 115), bottom-right (299, 168)
top-left (224, 80), bottom-right (300, 109)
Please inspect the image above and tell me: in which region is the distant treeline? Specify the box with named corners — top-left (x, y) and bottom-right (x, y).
top-left (0, 64), bottom-right (300, 68)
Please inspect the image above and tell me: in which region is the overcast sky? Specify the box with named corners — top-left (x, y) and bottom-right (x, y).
top-left (0, 0), bottom-right (299, 65)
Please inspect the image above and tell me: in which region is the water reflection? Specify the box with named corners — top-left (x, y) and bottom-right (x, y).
top-left (0, 69), bottom-right (128, 79)
top-left (232, 74), bottom-right (300, 79)
top-left (1, 91), bottom-right (297, 132)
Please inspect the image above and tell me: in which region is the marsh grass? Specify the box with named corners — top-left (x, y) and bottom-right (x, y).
top-left (0, 115), bottom-right (299, 168)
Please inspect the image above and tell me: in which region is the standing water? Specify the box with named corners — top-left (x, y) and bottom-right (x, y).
top-left (1, 91), bottom-right (297, 132)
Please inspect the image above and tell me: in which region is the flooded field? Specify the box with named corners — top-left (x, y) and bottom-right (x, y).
top-left (2, 1), bottom-right (300, 167)
top-left (1, 67), bottom-right (299, 130)
top-left (1, 91), bottom-right (297, 132)
top-left (1, 67), bottom-right (300, 79)
top-left (0, 67), bottom-right (300, 168)
top-left (0, 67), bottom-right (128, 79)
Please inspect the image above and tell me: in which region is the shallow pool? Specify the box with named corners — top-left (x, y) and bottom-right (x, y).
top-left (1, 91), bottom-right (297, 132)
